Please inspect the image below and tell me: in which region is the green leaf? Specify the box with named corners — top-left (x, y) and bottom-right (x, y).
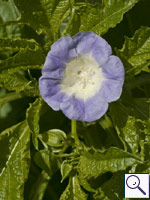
top-left (26, 98), bottom-right (43, 150)
top-left (34, 149), bottom-right (59, 176)
top-left (0, 96), bottom-right (11, 119)
top-left (60, 176), bottom-right (88, 200)
top-left (144, 121), bottom-right (150, 142)
top-left (1, 65), bottom-right (42, 74)
top-left (0, 72), bottom-right (39, 97)
top-left (116, 26), bottom-right (150, 75)
top-left (0, 121), bottom-right (30, 200)
top-left (113, 97), bottom-right (150, 152)
top-left (0, 48), bottom-right (45, 73)
top-left (94, 171), bottom-right (124, 200)
top-left (78, 147), bottom-right (142, 179)
top-left (39, 129), bottom-right (67, 149)
top-left (0, 0), bottom-right (20, 38)
top-left (135, 162), bottom-right (150, 173)
top-left (0, 38), bottom-right (39, 51)
top-left (78, 176), bottom-right (96, 193)
top-left (50, 0), bottom-right (70, 37)
top-left (28, 171), bottom-right (50, 200)
top-left (13, 0), bottom-right (51, 34)
top-left (41, 0), bottom-right (71, 39)
top-left (61, 160), bottom-right (73, 182)
top-left (132, 98), bottom-right (150, 120)
top-left (109, 102), bottom-right (139, 154)
top-left (0, 72), bottom-right (30, 90)
top-left (80, 0), bottom-right (139, 35)
top-left (140, 141), bottom-right (150, 162)
top-left (40, 0), bottom-right (56, 19)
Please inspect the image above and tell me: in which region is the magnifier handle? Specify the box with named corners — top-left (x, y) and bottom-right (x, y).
top-left (138, 186), bottom-right (146, 195)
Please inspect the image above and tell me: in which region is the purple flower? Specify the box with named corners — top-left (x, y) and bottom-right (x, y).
top-left (39, 32), bottom-right (124, 122)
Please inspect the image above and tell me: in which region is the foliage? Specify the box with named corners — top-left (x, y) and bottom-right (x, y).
top-left (0, 0), bottom-right (150, 199)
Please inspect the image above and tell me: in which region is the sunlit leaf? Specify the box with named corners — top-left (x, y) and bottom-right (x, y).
top-left (78, 147), bottom-right (142, 179)
top-left (0, 72), bottom-right (39, 97)
top-left (0, 38), bottom-right (39, 51)
top-left (39, 129), bottom-right (67, 149)
top-left (26, 98), bottom-right (43, 150)
top-left (61, 160), bottom-right (73, 182)
top-left (140, 141), bottom-right (150, 162)
top-left (41, 0), bottom-right (70, 39)
top-left (80, 0), bottom-right (139, 35)
top-left (60, 176), bottom-right (88, 200)
top-left (50, 0), bottom-right (70, 37)
top-left (116, 26), bottom-right (150, 75)
top-left (0, 121), bottom-right (30, 200)
top-left (0, 48), bottom-right (45, 72)
top-left (110, 102), bottom-right (139, 154)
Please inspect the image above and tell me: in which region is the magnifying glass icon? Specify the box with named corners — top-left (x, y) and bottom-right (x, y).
top-left (126, 175), bottom-right (146, 195)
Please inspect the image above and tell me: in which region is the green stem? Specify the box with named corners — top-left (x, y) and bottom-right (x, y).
top-left (71, 120), bottom-right (80, 145)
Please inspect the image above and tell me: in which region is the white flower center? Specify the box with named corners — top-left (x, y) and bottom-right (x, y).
top-left (60, 54), bottom-right (105, 101)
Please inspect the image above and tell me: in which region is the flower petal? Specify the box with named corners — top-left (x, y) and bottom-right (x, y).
top-left (42, 55), bottom-right (65, 79)
top-left (100, 79), bottom-right (123, 103)
top-left (74, 32), bottom-right (112, 65)
top-left (60, 90), bottom-right (109, 122)
top-left (45, 92), bottom-right (67, 111)
top-left (84, 92), bottom-right (108, 122)
top-left (92, 36), bottom-right (112, 66)
top-left (39, 77), bottom-right (68, 110)
top-left (73, 32), bottom-right (97, 54)
top-left (102, 55), bottom-right (125, 82)
top-left (60, 97), bottom-right (85, 121)
top-left (49, 37), bottom-right (77, 62)
top-left (39, 77), bottom-right (60, 100)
